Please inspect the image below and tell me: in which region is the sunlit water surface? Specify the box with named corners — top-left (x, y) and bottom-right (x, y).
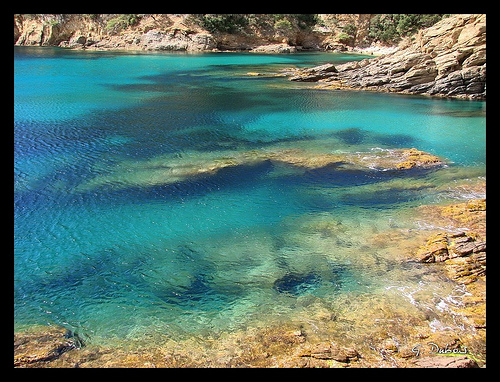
top-left (14, 47), bottom-right (485, 349)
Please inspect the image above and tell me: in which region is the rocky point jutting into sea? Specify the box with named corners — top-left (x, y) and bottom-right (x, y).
top-left (281, 14), bottom-right (486, 99)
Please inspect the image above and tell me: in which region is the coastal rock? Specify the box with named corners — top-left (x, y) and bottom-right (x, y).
top-left (416, 199), bottom-right (486, 238)
top-left (288, 14), bottom-right (485, 99)
top-left (414, 230), bottom-right (486, 284)
top-left (14, 326), bottom-right (80, 367)
top-left (250, 43), bottom-right (297, 53)
top-left (299, 342), bottom-right (359, 363)
top-left (289, 63), bottom-right (338, 81)
top-left (136, 30), bottom-right (216, 51)
top-left (393, 148), bottom-right (443, 170)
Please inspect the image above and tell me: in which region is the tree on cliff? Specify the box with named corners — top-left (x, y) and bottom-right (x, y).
top-left (368, 14), bottom-right (449, 44)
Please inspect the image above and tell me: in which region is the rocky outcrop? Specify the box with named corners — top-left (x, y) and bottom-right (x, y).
top-left (298, 342), bottom-right (360, 363)
top-left (413, 198), bottom-right (486, 285)
top-left (286, 14), bottom-right (486, 100)
top-left (415, 231), bottom-right (486, 280)
top-left (288, 63), bottom-right (338, 81)
top-left (14, 14), bottom-right (218, 51)
top-left (250, 43), bottom-right (298, 53)
top-left (14, 326), bottom-right (81, 367)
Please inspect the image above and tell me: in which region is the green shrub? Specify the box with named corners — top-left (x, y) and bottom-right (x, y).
top-left (368, 14), bottom-right (448, 44)
top-left (337, 32), bottom-right (352, 44)
top-left (274, 18), bottom-right (293, 34)
top-left (105, 14), bottom-right (141, 34)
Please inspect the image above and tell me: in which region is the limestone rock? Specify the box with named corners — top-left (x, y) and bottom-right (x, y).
top-left (250, 43), bottom-right (297, 53)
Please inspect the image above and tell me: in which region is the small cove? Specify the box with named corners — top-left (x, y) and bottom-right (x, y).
top-left (14, 47), bottom-right (485, 362)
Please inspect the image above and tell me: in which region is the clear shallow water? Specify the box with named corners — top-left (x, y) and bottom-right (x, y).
top-left (14, 47), bottom-right (485, 347)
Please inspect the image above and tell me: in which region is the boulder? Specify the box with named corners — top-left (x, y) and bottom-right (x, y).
top-left (250, 43), bottom-right (297, 53)
top-left (289, 63), bottom-right (338, 81)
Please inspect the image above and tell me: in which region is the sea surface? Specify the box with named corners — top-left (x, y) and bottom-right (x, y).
top-left (14, 47), bottom-right (486, 349)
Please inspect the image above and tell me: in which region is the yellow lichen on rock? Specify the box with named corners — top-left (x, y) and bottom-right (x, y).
top-left (394, 148), bottom-right (443, 170)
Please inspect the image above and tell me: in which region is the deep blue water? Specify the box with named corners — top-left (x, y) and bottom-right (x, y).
top-left (14, 47), bottom-right (486, 344)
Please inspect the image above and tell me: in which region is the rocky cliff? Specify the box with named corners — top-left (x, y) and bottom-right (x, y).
top-left (14, 14), bottom-right (216, 51)
top-left (13, 14), bottom-right (405, 53)
top-left (287, 14), bottom-right (486, 99)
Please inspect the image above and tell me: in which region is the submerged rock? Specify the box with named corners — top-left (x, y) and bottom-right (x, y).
top-left (77, 147), bottom-right (444, 192)
top-left (273, 272), bottom-right (321, 296)
top-left (14, 326), bottom-right (81, 367)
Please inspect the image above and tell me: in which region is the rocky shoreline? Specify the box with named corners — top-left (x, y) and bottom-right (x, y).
top-left (13, 14), bottom-right (387, 53)
top-left (279, 14), bottom-right (485, 99)
top-left (14, 14), bottom-right (485, 100)
top-left (14, 195), bottom-right (486, 368)
top-left (13, 142), bottom-right (486, 367)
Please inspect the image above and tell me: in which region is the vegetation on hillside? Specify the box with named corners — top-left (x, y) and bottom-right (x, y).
top-left (194, 14), bottom-right (319, 35)
top-left (195, 14), bottom-right (448, 45)
top-left (15, 14), bottom-right (450, 47)
top-left (367, 14), bottom-right (449, 44)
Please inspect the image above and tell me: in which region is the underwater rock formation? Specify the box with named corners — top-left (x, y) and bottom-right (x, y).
top-left (77, 147), bottom-right (444, 192)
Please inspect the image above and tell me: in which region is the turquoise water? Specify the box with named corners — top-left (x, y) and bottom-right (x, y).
top-left (14, 47), bottom-right (485, 346)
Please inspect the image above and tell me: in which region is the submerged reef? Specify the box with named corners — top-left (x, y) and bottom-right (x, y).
top-left (76, 146), bottom-right (444, 192)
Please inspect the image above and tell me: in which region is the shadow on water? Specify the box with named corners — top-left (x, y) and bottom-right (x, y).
top-left (89, 159), bottom-right (276, 205)
top-left (14, 240), bottom-right (244, 332)
top-left (272, 264), bottom-right (350, 297)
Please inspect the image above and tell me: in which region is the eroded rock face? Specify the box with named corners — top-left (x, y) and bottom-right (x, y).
top-left (287, 14), bottom-right (485, 99)
top-left (415, 231), bottom-right (485, 267)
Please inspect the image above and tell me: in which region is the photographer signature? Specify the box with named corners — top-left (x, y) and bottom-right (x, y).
top-left (412, 343), bottom-right (468, 357)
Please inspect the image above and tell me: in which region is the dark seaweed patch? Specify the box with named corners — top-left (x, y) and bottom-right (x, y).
top-left (273, 272), bottom-right (321, 296)
top-left (332, 127), bottom-right (417, 148)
